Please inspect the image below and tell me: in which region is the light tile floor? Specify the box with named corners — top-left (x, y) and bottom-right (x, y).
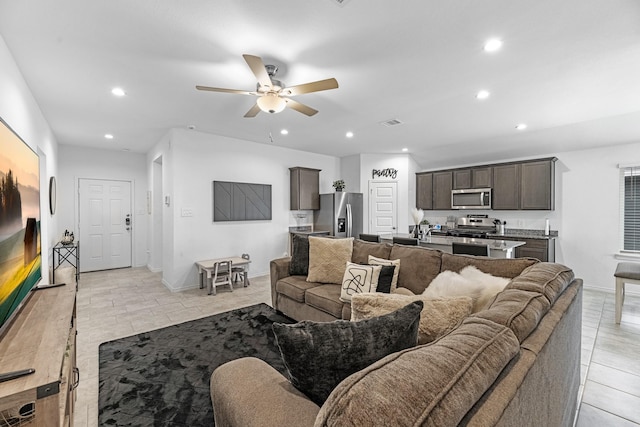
top-left (72, 267), bottom-right (640, 426)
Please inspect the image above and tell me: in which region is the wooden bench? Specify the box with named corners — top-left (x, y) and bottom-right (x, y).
top-left (614, 262), bottom-right (640, 324)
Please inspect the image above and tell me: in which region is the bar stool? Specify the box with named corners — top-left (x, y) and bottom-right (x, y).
top-left (614, 262), bottom-right (640, 324)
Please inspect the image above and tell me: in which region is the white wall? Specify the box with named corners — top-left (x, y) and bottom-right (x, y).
top-left (0, 35), bottom-right (58, 282)
top-left (149, 129), bottom-right (340, 291)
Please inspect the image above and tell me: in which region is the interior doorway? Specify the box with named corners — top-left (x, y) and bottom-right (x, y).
top-left (368, 181), bottom-right (398, 235)
top-left (78, 178), bottom-right (132, 272)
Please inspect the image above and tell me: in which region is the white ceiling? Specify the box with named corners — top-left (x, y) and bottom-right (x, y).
top-left (1, 0), bottom-right (639, 169)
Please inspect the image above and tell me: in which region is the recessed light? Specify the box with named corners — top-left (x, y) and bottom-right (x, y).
top-left (280, 129), bottom-right (289, 135)
top-left (111, 87), bottom-right (126, 97)
top-left (187, 125), bottom-right (196, 130)
top-left (122, 148), bottom-right (131, 152)
top-left (476, 90), bottom-right (490, 100)
top-left (346, 131), bottom-right (354, 138)
top-left (104, 134), bottom-right (114, 139)
top-left (402, 148), bottom-right (409, 152)
top-left (515, 123), bottom-right (527, 130)
top-left (483, 38), bottom-right (503, 52)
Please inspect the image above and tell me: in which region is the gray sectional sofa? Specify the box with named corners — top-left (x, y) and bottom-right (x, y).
top-left (211, 239), bottom-right (582, 426)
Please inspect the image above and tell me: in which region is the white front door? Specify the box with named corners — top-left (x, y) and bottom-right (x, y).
top-left (79, 179), bottom-right (132, 272)
top-left (369, 181), bottom-right (398, 235)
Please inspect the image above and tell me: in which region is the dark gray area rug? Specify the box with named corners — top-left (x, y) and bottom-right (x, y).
top-left (98, 303), bottom-right (294, 426)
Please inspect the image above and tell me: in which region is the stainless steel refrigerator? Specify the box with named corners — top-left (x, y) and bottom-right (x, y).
top-left (313, 192), bottom-right (363, 238)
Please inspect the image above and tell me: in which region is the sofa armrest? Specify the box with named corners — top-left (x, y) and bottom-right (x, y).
top-left (211, 357), bottom-right (320, 427)
top-left (270, 257), bottom-right (292, 309)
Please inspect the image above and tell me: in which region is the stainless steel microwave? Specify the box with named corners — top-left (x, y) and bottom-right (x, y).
top-left (451, 188), bottom-right (492, 209)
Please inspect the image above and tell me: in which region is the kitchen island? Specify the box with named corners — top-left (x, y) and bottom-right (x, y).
top-left (381, 233), bottom-right (526, 259)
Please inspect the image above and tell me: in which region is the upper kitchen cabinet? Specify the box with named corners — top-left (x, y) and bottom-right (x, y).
top-left (289, 167), bottom-right (320, 210)
top-left (433, 171), bottom-right (453, 210)
top-left (492, 158), bottom-right (556, 210)
top-left (492, 164), bottom-right (521, 210)
top-left (416, 172), bottom-right (433, 210)
top-left (453, 167), bottom-right (493, 189)
top-left (521, 159), bottom-right (555, 210)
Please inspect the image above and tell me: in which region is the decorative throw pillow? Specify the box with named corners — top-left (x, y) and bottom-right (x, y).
top-left (351, 293), bottom-right (473, 344)
top-left (307, 236), bottom-right (354, 284)
top-left (340, 262), bottom-right (382, 302)
top-left (368, 255), bottom-right (401, 291)
top-left (272, 301), bottom-right (423, 405)
top-left (424, 266), bottom-right (510, 312)
top-left (289, 233), bottom-right (310, 276)
top-left (375, 265), bottom-right (396, 294)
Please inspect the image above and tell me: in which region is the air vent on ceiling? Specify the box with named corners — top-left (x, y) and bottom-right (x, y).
top-left (380, 119), bottom-right (403, 127)
top-left (330, 0), bottom-right (352, 6)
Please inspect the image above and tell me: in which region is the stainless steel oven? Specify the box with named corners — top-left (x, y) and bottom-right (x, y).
top-left (451, 188), bottom-right (491, 209)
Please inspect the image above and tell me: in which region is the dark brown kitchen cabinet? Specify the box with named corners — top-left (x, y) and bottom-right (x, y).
top-left (416, 172), bottom-right (433, 210)
top-left (453, 167), bottom-right (493, 189)
top-left (492, 164), bottom-right (521, 210)
top-left (515, 238), bottom-right (554, 262)
top-left (521, 160), bottom-right (555, 210)
top-left (289, 167), bottom-right (320, 210)
top-left (433, 171), bottom-right (453, 210)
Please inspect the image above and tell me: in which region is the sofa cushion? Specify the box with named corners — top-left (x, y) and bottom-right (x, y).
top-left (473, 288), bottom-right (551, 342)
top-left (307, 236), bottom-right (354, 285)
top-left (389, 245), bottom-right (442, 294)
top-left (368, 255), bottom-right (401, 291)
top-left (340, 262), bottom-right (382, 302)
top-left (276, 276), bottom-right (320, 303)
top-left (441, 253), bottom-right (538, 279)
top-left (305, 284), bottom-right (345, 318)
top-left (351, 293), bottom-right (473, 344)
top-left (316, 317), bottom-right (520, 427)
top-left (506, 262), bottom-right (575, 306)
top-left (272, 301), bottom-right (423, 406)
top-left (289, 234), bottom-right (310, 276)
top-left (352, 239), bottom-right (392, 264)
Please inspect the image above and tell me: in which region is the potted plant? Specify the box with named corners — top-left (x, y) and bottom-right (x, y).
top-left (332, 180), bottom-right (345, 192)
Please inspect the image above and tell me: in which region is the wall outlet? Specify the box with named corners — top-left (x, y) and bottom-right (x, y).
top-left (181, 208), bottom-right (193, 217)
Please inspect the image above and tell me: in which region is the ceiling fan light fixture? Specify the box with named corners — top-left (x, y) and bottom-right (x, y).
top-left (257, 94), bottom-right (287, 114)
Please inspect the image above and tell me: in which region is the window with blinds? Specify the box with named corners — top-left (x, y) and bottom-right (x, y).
top-left (621, 166), bottom-right (640, 252)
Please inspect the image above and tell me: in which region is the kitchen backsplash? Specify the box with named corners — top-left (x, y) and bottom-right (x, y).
top-left (424, 213), bottom-right (559, 232)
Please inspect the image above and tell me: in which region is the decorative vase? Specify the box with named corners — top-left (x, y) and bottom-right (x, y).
top-left (413, 225), bottom-right (420, 238)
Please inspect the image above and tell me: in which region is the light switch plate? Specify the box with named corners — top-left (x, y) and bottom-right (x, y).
top-left (181, 208), bottom-right (193, 217)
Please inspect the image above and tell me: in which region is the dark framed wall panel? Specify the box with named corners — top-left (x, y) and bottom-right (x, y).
top-left (213, 181), bottom-right (272, 221)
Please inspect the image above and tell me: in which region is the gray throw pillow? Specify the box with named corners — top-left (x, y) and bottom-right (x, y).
top-left (272, 300), bottom-right (423, 405)
top-left (289, 234), bottom-right (310, 275)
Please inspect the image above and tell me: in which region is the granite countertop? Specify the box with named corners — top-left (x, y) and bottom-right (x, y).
top-left (288, 226), bottom-right (330, 235)
top-left (431, 228), bottom-right (558, 240)
top-left (381, 233), bottom-right (526, 252)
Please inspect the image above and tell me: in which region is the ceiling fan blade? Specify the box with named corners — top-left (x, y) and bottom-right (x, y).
top-left (285, 98), bottom-right (318, 116)
top-left (196, 85), bottom-right (256, 95)
top-left (244, 103), bottom-right (262, 118)
top-left (281, 78), bottom-right (339, 96)
top-left (242, 54), bottom-right (273, 89)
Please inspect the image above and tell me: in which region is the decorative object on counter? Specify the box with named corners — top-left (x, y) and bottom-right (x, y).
top-left (544, 218), bottom-right (550, 235)
top-left (61, 229), bottom-right (74, 245)
top-left (332, 179), bottom-right (345, 192)
top-left (493, 219), bottom-right (505, 235)
top-left (411, 207), bottom-right (424, 238)
top-left (372, 168), bottom-right (398, 179)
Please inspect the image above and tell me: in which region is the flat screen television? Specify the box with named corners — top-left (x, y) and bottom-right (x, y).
top-left (0, 117), bottom-right (41, 339)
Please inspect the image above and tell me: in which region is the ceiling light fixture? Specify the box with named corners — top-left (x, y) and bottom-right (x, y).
top-left (346, 131), bottom-right (354, 138)
top-left (280, 129), bottom-right (289, 135)
top-left (111, 87), bottom-right (126, 97)
top-left (104, 134), bottom-right (114, 139)
top-left (402, 148), bottom-right (409, 152)
top-left (256, 93), bottom-right (286, 114)
top-left (515, 123), bottom-right (527, 130)
top-left (484, 38), bottom-right (503, 52)
top-left (476, 90), bottom-right (490, 100)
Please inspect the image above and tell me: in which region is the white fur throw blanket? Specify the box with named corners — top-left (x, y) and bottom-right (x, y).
top-left (422, 266), bottom-right (511, 312)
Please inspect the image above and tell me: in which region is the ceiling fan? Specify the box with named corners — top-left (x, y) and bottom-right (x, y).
top-left (196, 54), bottom-right (338, 118)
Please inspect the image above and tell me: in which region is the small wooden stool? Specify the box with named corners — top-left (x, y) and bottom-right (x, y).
top-left (614, 262), bottom-right (640, 324)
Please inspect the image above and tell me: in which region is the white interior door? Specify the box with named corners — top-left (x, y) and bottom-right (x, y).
top-left (79, 179), bottom-right (132, 272)
top-left (369, 181), bottom-right (398, 235)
